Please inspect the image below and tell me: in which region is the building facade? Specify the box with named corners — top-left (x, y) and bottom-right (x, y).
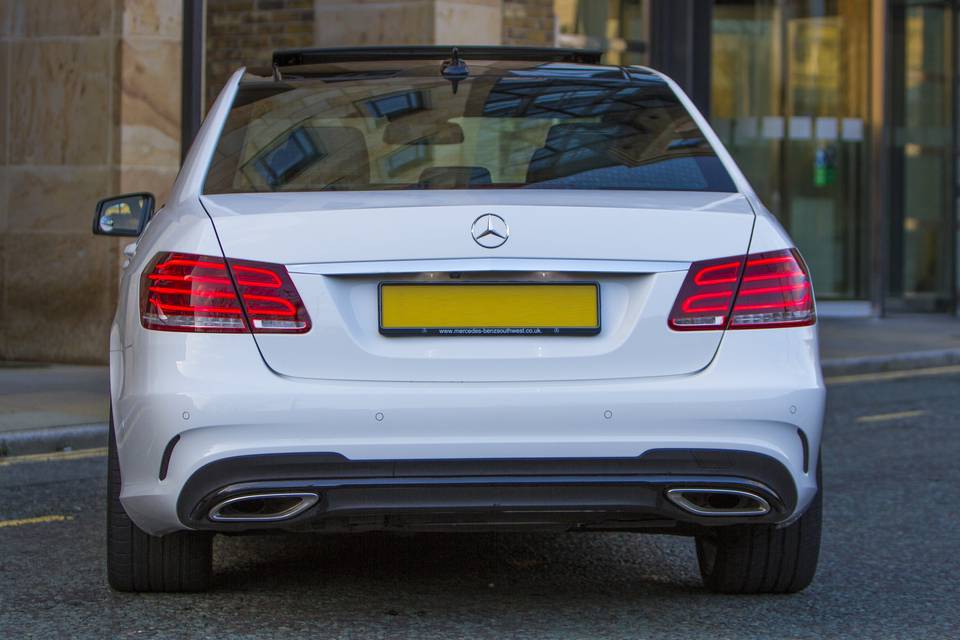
top-left (710, 0), bottom-right (957, 316)
top-left (0, 0), bottom-right (182, 363)
top-left (0, 0), bottom-right (957, 363)
top-left (202, 0), bottom-right (960, 316)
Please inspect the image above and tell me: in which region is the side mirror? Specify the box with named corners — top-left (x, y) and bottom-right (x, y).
top-left (92, 193), bottom-right (154, 237)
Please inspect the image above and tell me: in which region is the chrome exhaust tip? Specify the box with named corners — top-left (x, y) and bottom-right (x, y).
top-left (665, 488), bottom-right (771, 517)
top-left (208, 492), bottom-right (319, 522)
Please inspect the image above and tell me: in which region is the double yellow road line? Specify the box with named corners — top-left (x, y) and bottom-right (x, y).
top-left (0, 446), bottom-right (107, 468)
top-left (0, 515), bottom-right (74, 529)
top-left (0, 448), bottom-right (105, 529)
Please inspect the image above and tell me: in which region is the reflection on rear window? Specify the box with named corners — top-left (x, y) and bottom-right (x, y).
top-left (204, 67), bottom-right (737, 194)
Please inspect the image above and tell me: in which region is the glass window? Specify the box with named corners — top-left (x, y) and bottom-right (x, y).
top-left (205, 69), bottom-right (736, 194)
top-left (555, 0), bottom-right (649, 66)
top-left (711, 0), bottom-right (872, 300)
top-left (888, 1), bottom-right (955, 309)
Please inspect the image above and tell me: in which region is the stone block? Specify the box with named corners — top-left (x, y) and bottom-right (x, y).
top-left (0, 0), bottom-right (12, 37)
top-left (18, 0), bottom-right (113, 37)
top-left (0, 42), bottom-right (7, 166)
top-left (118, 37), bottom-right (181, 167)
top-left (436, 0), bottom-right (502, 45)
top-left (6, 167), bottom-right (111, 233)
top-left (122, 0), bottom-right (181, 37)
top-left (314, 1), bottom-right (433, 46)
top-left (0, 168), bottom-right (8, 232)
top-left (10, 40), bottom-right (112, 166)
top-left (2, 232), bottom-right (115, 363)
top-left (117, 166), bottom-right (179, 205)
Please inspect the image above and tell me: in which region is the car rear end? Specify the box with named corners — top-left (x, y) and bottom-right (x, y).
top-left (107, 47), bottom-right (824, 593)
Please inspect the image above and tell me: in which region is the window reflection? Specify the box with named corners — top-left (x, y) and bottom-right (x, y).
top-left (252, 128), bottom-right (324, 188)
top-left (711, 1), bottom-right (871, 301)
top-left (207, 68), bottom-right (735, 194)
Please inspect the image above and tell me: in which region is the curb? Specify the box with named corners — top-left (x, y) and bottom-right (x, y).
top-left (0, 422), bottom-right (107, 457)
top-left (821, 348), bottom-right (960, 377)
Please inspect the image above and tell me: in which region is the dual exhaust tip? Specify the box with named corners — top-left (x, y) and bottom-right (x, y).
top-left (665, 488), bottom-right (771, 517)
top-left (207, 487), bottom-right (771, 523)
top-left (209, 492), bottom-right (319, 522)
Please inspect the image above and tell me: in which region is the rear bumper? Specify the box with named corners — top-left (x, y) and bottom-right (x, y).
top-left (178, 449), bottom-right (797, 533)
top-left (113, 327), bottom-right (825, 535)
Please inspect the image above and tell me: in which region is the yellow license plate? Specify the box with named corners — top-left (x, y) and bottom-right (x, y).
top-left (379, 282), bottom-right (600, 336)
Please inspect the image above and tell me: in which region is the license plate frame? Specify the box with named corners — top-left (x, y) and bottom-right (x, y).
top-left (378, 281), bottom-right (601, 337)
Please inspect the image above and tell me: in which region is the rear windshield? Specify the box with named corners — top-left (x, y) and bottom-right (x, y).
top-left (204, 66), bottom-right (737, 194)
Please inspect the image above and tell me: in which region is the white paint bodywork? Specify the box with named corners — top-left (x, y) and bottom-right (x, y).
top-left (110, 66), bottom-right (825, 535)
top-left (204, 190), bottom-right (755, 382)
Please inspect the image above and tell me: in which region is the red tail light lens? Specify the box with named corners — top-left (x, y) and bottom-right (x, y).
top-left (140, 252), bottom-right (311, 333)
top-left (730, 250), bottom-right (814, 329)
top-left (669, 249), bottom-right (815, 331)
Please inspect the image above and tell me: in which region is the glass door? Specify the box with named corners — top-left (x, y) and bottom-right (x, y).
top-left (712, 0), bottom-right (872, 300)
top-left (711, 0), bottom-right (784, 214)
top-left (888, 0), bottom-right (956, 310)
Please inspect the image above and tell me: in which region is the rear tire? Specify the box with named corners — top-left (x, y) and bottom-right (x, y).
top-left (107, 412), bottom-right (212, 592)
top-left (695, 469), bottom-right (822, 594)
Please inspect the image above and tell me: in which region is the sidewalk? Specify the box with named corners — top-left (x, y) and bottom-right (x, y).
top-left (818, 314), bottom-right (960, 373)
top-left (1, 314), bottom-right (959, 455)
top-left (0, 363), bottom-right (109, 455)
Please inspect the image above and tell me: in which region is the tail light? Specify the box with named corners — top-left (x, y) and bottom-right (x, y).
top-left (668, 249), bottom-right (815, 331)
top-left (140, 252), bottom-right (311, 333)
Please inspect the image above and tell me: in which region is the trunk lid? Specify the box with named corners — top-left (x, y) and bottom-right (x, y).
top-left (201, 190), bottom-right (755, 382)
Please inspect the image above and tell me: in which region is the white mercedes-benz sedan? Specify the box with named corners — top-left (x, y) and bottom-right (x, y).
top-left (94, 46), bottom-right (824, 593)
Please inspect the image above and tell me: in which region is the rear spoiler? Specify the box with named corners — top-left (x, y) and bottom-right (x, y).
top-left (272, 46), bottom-right (603, 68)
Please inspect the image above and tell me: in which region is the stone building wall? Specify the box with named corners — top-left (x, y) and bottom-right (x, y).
top-left (502, 0), bottom-right (555, 46)
top-left (0, 0), bottom-right (559, 363)
top-left (0, 0), bottom-right (181, 363)
top-left (206, 0), bottom-right (509, 108)
top-left (205, 0), bottom-right (315, 108)
top-left (203, 0), bottom-right (564, 107)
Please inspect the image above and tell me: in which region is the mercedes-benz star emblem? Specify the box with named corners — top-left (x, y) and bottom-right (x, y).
top-left (471, 214), bottom-right (509, 249)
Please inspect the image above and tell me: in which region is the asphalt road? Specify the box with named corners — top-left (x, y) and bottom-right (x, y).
top-left (1, 368), bottom-right (958, 639)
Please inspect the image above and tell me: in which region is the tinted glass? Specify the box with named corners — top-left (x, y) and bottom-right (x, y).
top-left (94, 194), bottom-right (153, 236)
top-left (711, 1), bottom-right (873, 300)
top-left (204, 67), bottom-right (737, 194)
